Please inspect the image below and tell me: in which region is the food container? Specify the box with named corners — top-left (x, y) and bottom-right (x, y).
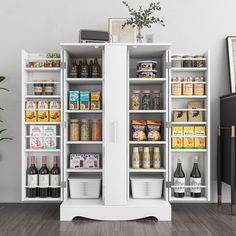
top-left (183, 77), bottom-right (193, 96)
top-left (131, 120), bottom-right (147, 141)
top-left (194, 55), bottom-right (205, 68)
top-left (80, 119), bottom-right (90, 141)
top-left (68, 175), bottom-right (101, 198)
top-left (43, 125), bottom-right (57, 149)
top-left (91, 119), bottom-right (102, 141)
top-left (29, 125), bottom-right (43, 149)
top-left (49, 101), bottom-right (60, 122)
top-left (194, 77), bottom-right (205, 95)
top-left (44, 80), bottom-right (54, 95)
top-left (171, 55), bottom-right (183, 68)
top-left (52, 60), bottom-right (60, 68)
top-left (130, 174), bottom-right (164, 198)
top-left (80, 91), bottom-right (90, 110)
top-left (172, 126), bottom-right (183, 149)
top-left (33, 80), bottom-right (43, 95)
top-left (37, 101), bottom-right (49, 122)
top-left (69, 91), bottom-right (79, 110)
top-left (173, 111), bottom-right (187, 122)
top-left (25, 101), bottom-right (37, 122)
top-left (188, 101), bottom-right (203, 122)
top-left (151, 90), bottom-right (161, 110)
top-left (137, 61), bottom-right (157, 71)
top-left (131, 90), bottom-right (141, 110)
top-left (69, 119), bottom-right (80, 141)
top-left (171, 77), bottom-right (182, 96)
top-left (183, 55), bottom-right (194, 67)
top-left (194, 126), bottom-right (206, 149)
top-left (70, 153), bottom-right (100, 169)
top-left (137, 70), bottom-right (157, 78)
top-left (91, 91), bottom-right (101, 110)
top-left (183, 126), bottom-right (195, 149)
top-left (146, 120), bottom-right (161, 141)
top-left (141, 90), bottom-right (151, 110)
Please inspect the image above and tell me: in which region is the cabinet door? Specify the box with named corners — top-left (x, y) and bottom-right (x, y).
top-left (104, 45), bottom-right (128, 205)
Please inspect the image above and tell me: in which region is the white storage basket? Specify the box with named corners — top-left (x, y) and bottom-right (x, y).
top-left (130, 175), bottom-right (164, 199)
top-left (68, 175), bottom-right (101, 199)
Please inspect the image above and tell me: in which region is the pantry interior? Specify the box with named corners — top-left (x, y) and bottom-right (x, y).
top-left (21, 43), bottom-right (210, 221)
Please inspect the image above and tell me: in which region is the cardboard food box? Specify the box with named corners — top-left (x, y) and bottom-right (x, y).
top-left (183, 77), bottom-right (193, 96)
top-left (188, 101), bottom-right (203, 122)
top-left (183, 126), bottom-right (194, 149)
top-left (38, 101), bottom-right (49, 122)
top-left (91, 101), bottom-right (101, 110)
top-left (91, 91), bottom-right (101, 101)
top-left (172, 126), bottom-right (183, 149)
top-left (80, 91), bottom-right (90, 110)
top-left (173, 111), bottom-right (187, 122)
top-left (70, 153), bottom-right (100, 169)
top-left (195, 126), bottom-right (206, 149)
top-left (49, 101), bottom-right (60, 122)
top-left (29, 125), bottom-right (43, 149)
top-left (194, 77), bottom-right (205, 95)
top-left (43, 125), bottom-right (57, 149)
top-left (69, 91), bottom-right (79, 110)
top-left (25, 101), bottom-right (37, 122)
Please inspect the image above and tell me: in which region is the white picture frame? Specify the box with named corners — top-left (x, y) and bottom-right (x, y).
top-left (108, 18), bottom-right (137, 43)
top-left (227, 36), bottom-right (236, 93)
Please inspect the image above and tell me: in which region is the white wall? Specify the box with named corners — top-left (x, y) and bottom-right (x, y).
top-left (0, 0), bottom-right (233, 202)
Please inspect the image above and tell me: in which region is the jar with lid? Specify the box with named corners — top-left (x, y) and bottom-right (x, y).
top-left (151, 90), bottom-right (161, 110)
top-left (69, 119), bottom-right (79, 141)
top-left (132, 147), bottom-right (140, 169)
top-left (44, 80), bottom-right (55, 95)
top-left (131, 90), bottom-right (141, 110)
top-left (141, 90), bottom-right (151, 110)
top-left (194, 55), bottom-right (205, 68)
top-left (183, 55), bottom-right (194, 68)
top-left (80, 119), bottom-right (90, 141)
top-left (171, 55), bottom-right (183, 68)
top-left (91, 119), bottom-right (102, 141)
top-left (33, 80), bottom-right (43, 95)
top-left (143, 147), bottom-right (151, 169)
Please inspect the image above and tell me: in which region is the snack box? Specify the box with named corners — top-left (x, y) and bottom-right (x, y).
top-left (70, 153), bottom-right (100, 169)
top-left (38, 101), bottom-right (49, 122)
top-left (183, 126), bottom-right (194, 149)
top-left (29, 125), bottom-right (43, 149)
top-left (91, 91), bottom-right (101, 101)
top-left (188, 101), bottom-right (203, 122)
top-left (172, 126), bottom-right (183, 148)
top-left (131, 120), bottom-right (147, 141)
top-left (195, 126), bottom-right (206, 149)
top-left (173, 111), bottom-right (187, 122)
top-left (146, 120), bottom-right (162, 141)
top-left (25, 101), bottom-right (37, 122)
top-left (69, 91), bottom-right (79, 110)
top-left (80, 91), bottom-right (90, 110)
top-left (49, 101), bottom-right (60, 122)
top-left (43, 125), bottom-right (57, 149)
top-left (91, 101), bottom-right (101, 110)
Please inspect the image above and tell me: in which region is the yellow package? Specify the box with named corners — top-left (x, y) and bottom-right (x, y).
top-left (38, 101), bottom-right (49, 122)
top-left (195, 126), bottom-right (206, 149)
top-left (49, 101), bottom-right (60, 122)
top-left (172, 126), bottom-right (183, 148)
top-left (183, 126), bottom-right (194, 149)
top-left (25, 101), bottom-right (37, 122)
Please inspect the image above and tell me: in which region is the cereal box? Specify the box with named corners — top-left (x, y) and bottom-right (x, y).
top-left (43, 125), bottom-right (57, 149)
top-left (195, 126), bottom-right (206, 149)
top-left (49, 101), bottom-right (60, 122)
top-left (91, 101), bottom-right (101, 110)
top-left (172, 126), bottom-right (183, 149)
top-left (38, 101), bottom-right (49, 122)
top-left (25, 101), bottom-right (37, 122)
top-left (29, 125), bottom-right (43, 149)
top-left (188, 101), bottom-right (203, 122)
top-left (69, 91), bottom-right (79, 110)
top-left (183, 126), bottom-right (194, 149)
top-left (91, 91), bottom-right (101, 101)
top-left (80, 91), bottom-right (90, 110)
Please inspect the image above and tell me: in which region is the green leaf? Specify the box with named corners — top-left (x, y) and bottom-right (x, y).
top-left (0, 137), bottom-right (13, 142)
top-left (0, 76), bottom-right (5, 82)
top-left (0, 129), bottom-right (7, 134)
top-left (0, 87), bottom-right (9, 92)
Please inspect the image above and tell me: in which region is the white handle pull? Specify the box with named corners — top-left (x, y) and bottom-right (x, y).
top-left (111, 121), bottom-right (118, 143)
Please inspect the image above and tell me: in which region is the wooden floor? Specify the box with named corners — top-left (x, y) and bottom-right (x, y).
top-left (0, 203), bottom-right (235, 236)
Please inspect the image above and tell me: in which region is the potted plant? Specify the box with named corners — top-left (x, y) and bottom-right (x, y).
top-left (122, 1), bottom-right (165, 43)
top-left (0, 76), bottom-right (12, 142)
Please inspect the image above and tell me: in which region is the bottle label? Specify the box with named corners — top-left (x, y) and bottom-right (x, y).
top-left (174, 177), bottom-right (185, 193)
top-left (39, 174), bottom-right (49, 186)
top-left (190, 177), bottom-right (201, 193)
top-left (50, 175), bottom-right (60, 186)
top-left (27, 175), bottom-right (38, 186)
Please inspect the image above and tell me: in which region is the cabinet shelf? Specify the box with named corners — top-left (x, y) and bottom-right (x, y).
top-left (24, 122), bottom-right (61, 125)
top-left (129, 168), bottom-right (166, 173)
top-left (129, 110), bottom-right (166, 114)
top-left (24, 68), bottom-right (60, 72)
top-left (171, 95), bottom-right (207, 99)
top-left (129, 141), bottom-right (166, 145)
top-left (170, 196), bottom-right (208, 202)
top-left (66, 168), bottom-right (103, 173)
top-left (66, 141), bottom-right (103, 145)
top-left (171, 108), bottom-right (207, 111)
top-left (24, 149), bottom-right (61, 152)
top-left (171, 149), bottom-right (207, 152)
top-left (66, 110), bottom-right (103, 113)
top-left (23, 197), bottom-right (61, 202)
top-left (25, 95), bottom-right (61, 99)
top-left (171, 122), bottom-right (207, 125)
top-left (129, 78), bottom-right (166, 85)
top-left (66, 78), bottom-right (103, 85)
top-left (171, 68), bottom-right (207, 72)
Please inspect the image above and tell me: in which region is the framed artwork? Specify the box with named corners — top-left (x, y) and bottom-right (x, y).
top-left (108, 18), bottom-right (137, 43)
top-left (227, 36), bottom-right (236, 92)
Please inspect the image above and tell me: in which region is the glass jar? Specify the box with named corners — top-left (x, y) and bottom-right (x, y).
top-left (44, 80), bottom-right (54, 95)
top-left (33, 80), bottom-right (43, 95)
top-left (69, 119), bottom-right (79, 141)
top-left (131, 90), bottom-right (141, 110)
top-left (141, 90), bottom-right (151, 110)
top-left (171, 55), bottom-right (183, 68)
top-left (194, 55), bottom-right (205, 68)
top-left (132, 147), bottom-right (140, 169)
top-left (183, 55), bottom-right (194, 67)
top-left (80, 119), bottom-right (90, 141)
top-left (91, 119), bottom-right (102, 141)
top-left (151, 90), bottom-right (161, 110)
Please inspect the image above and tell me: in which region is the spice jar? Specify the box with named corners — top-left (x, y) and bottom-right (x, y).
top-left (171, 55), bottom-right (183, 68)
top-left (44, 80), bottom-right (54, 95)
top-left (172, 77), bottom-right (182, 96)
top-left (141, 90), bottom-right (151, 110)
top-left (80, 119), bottom-right (90, 141)
top-left (69, 119), bottom-right (79, 141)
top-left (151, 90), bottom-right (161, 110)
top-left (194, 55), bottom-right (205, 68)
top-left (91, 119), bottom-right (102, 141)
top-left (183, 55), bottom-right (194, 67)
top-left (33, 80), bottom-right (43, 95)
top-left (183, 77), bottom-right (193, 96)
top-left (131, 90), bottom-right (141, 110)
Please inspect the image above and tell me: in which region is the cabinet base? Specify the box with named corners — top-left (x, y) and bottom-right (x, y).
top-left (60, 198), bottom-right (171, 221)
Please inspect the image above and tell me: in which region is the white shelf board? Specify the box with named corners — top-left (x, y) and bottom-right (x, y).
top-left (66, 78), bottom-right (103, 85)
top-left (23, 197), bottom-right (61, 202)
top-left (171, 67), bottom-right (207, 72)
top-left (170, 196), bottom-right (208, 202)
top-left (129, 141), bottom-right (166, 145)
top-left (129, 78), bottom-right (166, 85)
top-left (66, 141), bottom-right (103, 145)
top-left (25, 81), bottom-right (60, 84)
top-left (129, 168), bottom-right (166, 173)
top-left (24, 149), bottom-right (61, 152)
top-left (171, 149), bottom-right (207, 152)
top-left (66, 168), bottom-right (103, 173)
top-left (25, 58), bottom-right (60, 61)
top-left (171, 95), bottom-right (207, 99)
top-left (62, 198), bottom-right (103, 206)
top-left (24, 122), bottom-right (61, 125)
top-left (171, 136), bottom-right (207, 138)
top-left (25, 95), bottom-right (61, 99)
top-left (172, 108), bottom-right (207, 111)
top-left (128, 198), bottom-right (169, 206)
top-left (24, 68), bottom-right (60, 72)
top-left (129, 110), bottom-right (166, 114)
top-left (25, 136), bottom-right (60, 138)
top-left (66, 110), bottom-right (103, 113)
top-left (171, 122), bottom-right (207, 125)
top-left (171, 81), bottom-right (207, 84)
top-left (171, 185), bottom-right (206, 188)
top-left (25, 185), bottom-right (61, 188)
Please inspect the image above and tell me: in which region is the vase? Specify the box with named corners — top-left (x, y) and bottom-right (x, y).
top-left (136, 27), bottom-right (144, 43)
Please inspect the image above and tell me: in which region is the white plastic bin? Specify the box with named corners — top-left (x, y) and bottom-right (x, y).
top-left (68, 175), bottom-right (101, 199)
top-left (130, 175), bottom-right (164, 199)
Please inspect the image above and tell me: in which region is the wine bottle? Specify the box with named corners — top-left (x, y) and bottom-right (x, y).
top-left (38, 156), bottom-right (49, 198)
top-left (190, 156), bottom-right (202, 198)
top-left (92, 58), bottom-right (101, 78)
top-left (26, 156), bottom-right (38, 198)
top-left (81, 58), bottom-right (89, 78)
top-left (173, 156), bottom-right (185, 198)
top-left (50, 156), bottom-right (61, 198)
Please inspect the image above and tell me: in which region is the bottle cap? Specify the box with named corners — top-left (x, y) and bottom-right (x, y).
top-left (133, 147), bottom-right (139, 152)
top-left (144, 147), bottom-right (149, 152)
top-left (193, 155), bottom-right (199, 163)
top-left (176, 155), bottom-right (182, 163)
top-left (31, 156), bottom-right (36, 165)
top-left (42, 156), bottom-right (47, 165)
top-left (154, 147), bottom-right (160, 152)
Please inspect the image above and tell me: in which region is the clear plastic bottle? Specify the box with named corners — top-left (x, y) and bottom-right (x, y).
top-left (153, 147), bottom-right (161, 169)
top-left (132, 147), bottom-right (140, 169)
top-left (143, 147), bottom-right (150, 169)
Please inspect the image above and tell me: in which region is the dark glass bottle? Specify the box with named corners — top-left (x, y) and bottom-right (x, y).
top-left (39, 156), bottom-right (49, 198)
top-left (88, 60), bottom-right (93, 78)
top-left (77, 60), bottom-right (82, 78)
top-left (92, 58), bottom-right (101, 78)
top-left (50, 156), bottom-right (61, 198)
top-left (190, 156), bottom-right (202, 198)
top-left (26, 156), bottom-right (38, 198)
top-left (81, 58), bottom-right (89, 78)
top-left (68, 60), bottom-right (78, 78)
top-left (173, 156), bottom-right (185, 198)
